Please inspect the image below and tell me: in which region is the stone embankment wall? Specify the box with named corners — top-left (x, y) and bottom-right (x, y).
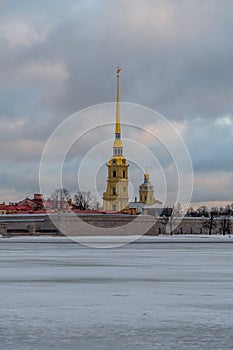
top-left (0, 214), bottom-right (156, 237)
top-left (0, 214), bottom-right (57, 237)
top-left (155, 217), bottom-right (233, 235)
top-left (58, 214), bottom-right (156, 236)
top-left (0, 214), bottom-right (232, 236)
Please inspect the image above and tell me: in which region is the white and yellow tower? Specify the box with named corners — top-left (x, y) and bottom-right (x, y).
top-left (103, 68), bottom-right (129, 211)
top-left (139, 168), bottom-right (156, 205)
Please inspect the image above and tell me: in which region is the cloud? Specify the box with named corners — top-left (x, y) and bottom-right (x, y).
top-left (0, 115), bottom-right (28, 138)
top-left (184, 116), bottom-right (233, 173)
top-left (193, 171), bottom-right (233, 202)
top-left (0, 0), bottom-right (232, 204)
top-left (16, 61), bottom-right (68, 82)
top-left (0, 160), bottom-right (40, 201)
top-left (0, 20), bottom-right (46, 50)
top-left (0, 139), bottom-right (44, 161)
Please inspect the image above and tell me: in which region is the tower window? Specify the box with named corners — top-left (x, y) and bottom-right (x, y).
top-left (113, 170), bottom-right (116, 177)
top-left (112, 188), bottom-right (116, 195)
top-left (144, 195), bottom-right (147, 201)
top-left (123, 170), bottom-right (126, 178)
top-left (112, 204), bottom-right (116, 211)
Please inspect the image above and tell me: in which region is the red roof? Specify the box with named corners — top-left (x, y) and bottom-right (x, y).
top-left (4, 205), bottom-right (18, 210)
top-left (17, 205), bottom-right (33, 211)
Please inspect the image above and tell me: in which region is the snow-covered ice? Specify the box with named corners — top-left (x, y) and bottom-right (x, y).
top-left (0, 239), bottom-right (233, 349)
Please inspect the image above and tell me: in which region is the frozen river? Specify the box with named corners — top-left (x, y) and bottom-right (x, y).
top-left (0, 239), bottom-right (233, 349)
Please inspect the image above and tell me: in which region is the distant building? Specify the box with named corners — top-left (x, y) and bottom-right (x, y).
top-left (18, 193), bottom-right (44, 210)
top-left (126, 170), bottom-right (170, 216)
top-left (0, 194), bottom-right (45, 214)
top-left (139, 169), bottom-right (157, 205)
top-left (142, 206), bottom-right (173, 217)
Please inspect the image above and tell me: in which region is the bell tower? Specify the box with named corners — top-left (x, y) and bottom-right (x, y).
top-left (103, 68), bottom-right (129, 211)
top-left (139, 168), bottom-right (156, 205)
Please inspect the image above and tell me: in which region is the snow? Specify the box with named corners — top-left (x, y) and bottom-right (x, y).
top-left (1, 234), bottom-right (233, 246)
top-left (0, 240), bottom-right (233, 349)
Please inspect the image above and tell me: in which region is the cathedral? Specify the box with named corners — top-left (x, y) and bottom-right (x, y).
top-left (103, 69), bottom-right (157, 212)
top-left (102, 68), bottom-right (129, 211)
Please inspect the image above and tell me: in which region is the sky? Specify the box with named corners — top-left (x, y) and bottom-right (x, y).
top-left (0, 0), bottom-right (233, 207)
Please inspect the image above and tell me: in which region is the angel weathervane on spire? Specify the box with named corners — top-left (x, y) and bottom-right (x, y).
top-left (116, 67), bottom-right (122, 76)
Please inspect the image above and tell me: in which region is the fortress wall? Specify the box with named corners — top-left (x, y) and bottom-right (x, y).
top-left (154, 217), bottom-right (233, 235)
top-left (0, 214), bottom-right (156, 236)
top-left (0, 223), bottom-right (8, 236)
top-left (58, 214), bottom-right (157, 236)
top-left (0, 214), bottom-right (232, 236)
top-left (0, 214), bottom-right (58, 236)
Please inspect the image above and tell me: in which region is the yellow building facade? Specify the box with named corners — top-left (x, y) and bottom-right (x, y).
top-left (103, 68), bottom-right (129, 211)
top-left (139, 169), bottom-right (156, 205)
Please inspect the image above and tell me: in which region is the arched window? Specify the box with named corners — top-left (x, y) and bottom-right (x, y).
top-left (113, 170), bottom-right (116, 177)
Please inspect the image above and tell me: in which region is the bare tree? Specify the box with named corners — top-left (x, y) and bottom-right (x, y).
top-left (203, 212), bottom-right (216, 235)
top-left (197, 206), bottom-right (209, 217)
top-left (186, 206), bottom-right (194, 216)
top-left (165, 203), bottom-right (183, 235)
top-left (73, 191), bottom-right (99, 210)
top-left (50, 188), bottom-right (70, 210)
top-left (220, 217), bottom-right (232, 235)
top-left (224, 204), bottom-right (232, 216)
top-left (211, 206), bottom-right (219, 216)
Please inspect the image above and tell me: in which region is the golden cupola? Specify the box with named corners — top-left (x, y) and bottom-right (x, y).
top-left (139, 168), bottom-right (156, 205)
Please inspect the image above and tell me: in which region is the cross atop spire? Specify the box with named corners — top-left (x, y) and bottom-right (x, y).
top-left (144, 167), bottom-right (149, 182)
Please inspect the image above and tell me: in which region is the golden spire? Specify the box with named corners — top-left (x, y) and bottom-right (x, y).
top-left (115, 67), bottom-right (121, 137)
top-left (113, 67), bottom-right (123, 153)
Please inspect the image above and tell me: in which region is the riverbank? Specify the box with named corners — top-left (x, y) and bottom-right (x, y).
top-left (0, 213), bottom-right (232, 237)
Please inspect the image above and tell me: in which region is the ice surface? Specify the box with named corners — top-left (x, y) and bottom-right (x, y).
top-left (0, 240), bottom-right (233, 349)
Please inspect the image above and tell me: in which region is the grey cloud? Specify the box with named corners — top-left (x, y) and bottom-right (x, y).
top-left (0, 160), bottom-right (40, 196)
top-left (185, 117), bottom-right (233, 172)
top-left (0, 0), bottom-right (233, 202)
